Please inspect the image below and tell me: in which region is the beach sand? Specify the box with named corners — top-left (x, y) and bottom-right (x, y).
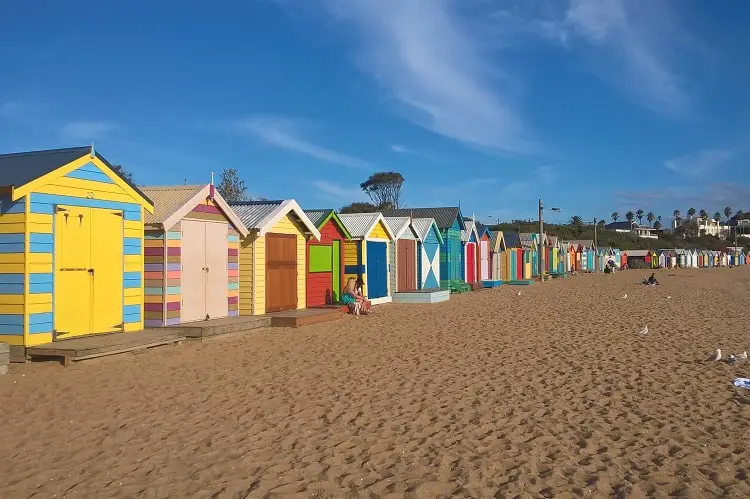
top-left (2, 267), bottom-right (750, 497)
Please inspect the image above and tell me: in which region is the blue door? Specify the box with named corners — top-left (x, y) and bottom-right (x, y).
top-left (366, 241), bottom-right (388, 298)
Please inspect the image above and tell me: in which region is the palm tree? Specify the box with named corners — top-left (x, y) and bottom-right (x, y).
top-left (636, 209), bottom-right (644, 225)
top-left (625, 211), bottom-right (635, 223)
top-left (724, 206), bottom-right (733, 220)
top-left (699, 209), bottom-right (708, 221)
top-left (713, 211), bottom-right (722, 223)
top-left (646, 212), bottom-right (655, 226)
top-left (737, 210), bottom-right (745, 219)
top-left (687, 207), bottom-right (696, 219)
top-left (654, 220), bottom-right (662, 230)
top-left (611, 211), bottom-right (619, 222)
top-left (673, 209), bottom-right (681, 222)
top-left (570, 216), bottom-right (584, 236)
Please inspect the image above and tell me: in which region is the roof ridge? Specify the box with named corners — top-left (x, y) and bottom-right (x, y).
top-left (0, 145), bottom-right (90, 159)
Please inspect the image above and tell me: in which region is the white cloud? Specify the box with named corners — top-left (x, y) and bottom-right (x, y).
top-left (60, 120), bottom-right (117, 140)
top-left (311, 179), bottom-right (368, 201)
top-left (235, 115), bottom-right (371, 168)
top-left (664, 149), bottom-right (734, 175)
top-left (323, 0), bottom-right (532, 153)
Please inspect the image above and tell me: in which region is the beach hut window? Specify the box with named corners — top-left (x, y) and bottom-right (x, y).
top-left (309, 245), bottom-right (333, 272)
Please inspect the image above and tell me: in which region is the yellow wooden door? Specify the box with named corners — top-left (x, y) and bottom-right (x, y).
top-left (90, 209), bottom-right (124, 332)
top-left (54, 206), bottom-right (92, 337)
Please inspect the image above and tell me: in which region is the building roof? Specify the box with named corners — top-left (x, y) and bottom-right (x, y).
top-left (140, 184), bottom-right (248, 236)
top-left (383, 216), bottom-right (413, 239)
top-left (338, 212), bottom-right (394, 240)
top-left (475, 222), bottom-right (490, 239)
top-left (504, 231), bottom-right (521, 248)
top-left (229, 199), bottom-right (320, 239)
top-left (567, 239), bottom-right (595, 249)
top-left (626, 249), bottom-right (650, 257)
top-left (302, 209), bottom-right (353, 240)
top-left (410, 217), bottom-right (443, 244)
top-left (381, 207), bottom-right (465, 230)
top-left (605, 221), bottom-right (635, 230)
top-left (461, 219), bottom-right (478, 242)
top-left (0, 145), bottom-right (153, 206)
top-left (519, 233), bottom-right (537, 249)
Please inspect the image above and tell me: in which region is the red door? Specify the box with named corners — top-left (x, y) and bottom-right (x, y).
top-left (516, 249), bottom-right (523, 280)
top-left (466, 242), bottom-right (476, 282)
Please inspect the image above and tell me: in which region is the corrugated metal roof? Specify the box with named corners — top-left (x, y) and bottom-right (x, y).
top-left (488, 230), bottom-right (498, 249)
top-left (383, 217), bottom-right (411, 239)
top-left (410, 217), bottom-right (435, 242)
top-left (627, 249), bottom-right (650, 256)
top-left (141, 185), bottom-right (204, 225)
top-left (567, 239), bottom-right (595, 248)
top-left (461, 219), bottom-right (476, 242)
top-left (0, 146), bottom-right (153, 205)
top-left (338, 213), bottom-right (381, 238)
top-left (230, 200), bottom-right (285, 229)
top-left (303, 209), bottom-right (332, 228)
top-left (504, 231), bottom-right (521, 248)
top-left (381, 207), bottom-right (463, 230)
top-left (519, 232), bottom-right (536, 248)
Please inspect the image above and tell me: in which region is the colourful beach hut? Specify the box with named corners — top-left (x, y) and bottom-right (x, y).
top-left (568, 242), bottom-right (579, 271)
top-left (0, 146), bottom-right (154, 350)
top-left (502, 232), bottom-right (523, 280)
top-left (140, 183), bottom-right (248, 327)
top-left (476, 222), bottom-right (492, 282)
top-left (489, 230), bottom-right (509, 281)
top-left (231, 200), bottom-right (321, 314)
top-left (384, 216), bottom-right (421, 293)
top-left (338, 212), bottom-right (395, 304)
top-left (568, 240), bottom-right (594, 272)
top-left (461, 218), bottom-right (480, 284)
top-left (302, 209), bottom-right (352, 307)
top-left (410, 218), bottom-right (443, 289)
top-left (620, 250), bottom-right (628, 268)
top-left (650, 250), bottom-right (659, 269)
top-left (519, 233), bottom-right (537, 278)
top-left (382, 208), bottom-right (465, 289)
top-left (657, 251), bottom-right (668, 268)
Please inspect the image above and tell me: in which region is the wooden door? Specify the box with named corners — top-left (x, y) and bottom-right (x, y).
top-left (204, 221), bottom-right (229, 319)
top-left (331, 240), bottom-right (341, 302)
top-left (397, 239), bottom-right (417, 291)
top-left (266, 233), bottom-right (297, 312)
top-left (181, 219), bottom-right (207, 322)
top-left (90, 208), bottom-right (124, 332)
top-left (365, 241), bottom-right (388, 298)
top-left (480, 240), bottom-right (489, 280)
top-left (466, 242), bottom-right (476, 283)
top-left (54, 206), bottom-right (92, 337)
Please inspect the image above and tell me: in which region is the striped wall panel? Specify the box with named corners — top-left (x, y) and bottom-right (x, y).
top-left (143, 229), bottom-right (181, 326)
top-left (228, 226), bottom-right (239, 315)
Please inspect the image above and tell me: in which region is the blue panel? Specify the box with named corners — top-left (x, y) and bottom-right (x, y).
top-left (0, 243), bottom-right (25, 253)
top-left (227, 262), bottom-right (238, 270)
top-left (29, 312), bottom-right (53, 324)
top-left (30, 273), bottom-right (53, 284)
top-left (29, 322), bottom-right (53, 334)
top-left (344, 265), bottom-right (365, 274)
top-left (228, 281), bottom-right (239, 290)
top-left (0, 325), bottom-right (24, 335)
top-left (0, 314), bottom-right (23, 326)
top-left (30, 242), bottom-right (54, 253)
top-left (124, 272), bottom-right (142, 288)
top-left (29, 193), bottom-right (141, 221)
top-left (0, 195), bottom-right (25, 214)
top-left (167, 231), bottom-right (181, 239)
top-left (366, 241), bottom-right (388, 298)
top-left (64, 162), bottom-right (115, 183)
top-left (166, 286), bottom-right (180, 294)
top-left (123, 304), bottom-right (140, 316)
top-left (0, 274), bottom-right (24, 284)
top-left (0, 283), bottom-right (24, 294)
top-left (124, 246), bottom-right (140, 255)
top-left (30, 233), bottom-right (53, 244)
top-left (0, 233), bottom-right (24, 244)
top-left (29, 282), bottom-right (53, 293)
top-left (228, 234), bottom-right (239, 242)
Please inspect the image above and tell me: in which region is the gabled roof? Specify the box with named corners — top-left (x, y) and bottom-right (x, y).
top-left (141, 184), bottom-right (249, 237)
top-left (519, 233), bottom-right (537, 249)
top-left (303, 209), bottom-right (352, 239)
top-left (461, 219), bottom-right (479, 243)
top-left (230, 199), bottom-right (320, 239)
top-left (627, 249), bottom-right (650, 257)
top-left (490, 230), bottom-right (506, 253)
top-left (338, 212), bottom-right (395, 240)
top-left (381, 207), bottom-right (465, 230)
top-left (0, 145), bottom-right (153, 209)
top-left (504, 231), bottom-right (521, 248)
top-left (567, 239), bottom-right (595, 249)
top-left (410, 217), bottom-right (444, 244)
top-left (475, 222), bottom-right (491, 239)
top-left (383, 216), bottom-right (416, 239)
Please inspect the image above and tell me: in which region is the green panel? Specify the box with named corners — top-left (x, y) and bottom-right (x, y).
top-left (310, 244), bottom-right (333, 272)
top-left (332, 240), bottom-right (341, 301)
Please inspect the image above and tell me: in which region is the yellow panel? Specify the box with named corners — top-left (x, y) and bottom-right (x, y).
top-left (0, 222), bottom-right (24, 233)
top-left (35, 179), bottom-right (134, 203)
top-left (28, 263), bottom-right (52, 274)
top-left (0, 254), bottom-right (24, 264)
top-left (12, 155), bottom-right (92, 200)
top-left (125, 287), bottom-right (141, 298)
top-left (29, 253), bottom-right (52, 265)
top-left (25, 332), bottom-right (54, 347)
top-left (124, 322), bottom-right (142, 332)
top-left (27, 293), bottom-right (52, 305)
top-left (0, 335), bottom-right (25, 346)
top-left (369, 220), bottom-right (391, 240)
top-left (124, 220), bottom-right (141, 231)
top-left (28, 213), bottom-right (53, 234)
top-left (267, 214), bottom-right (306, 235)
top-left (0, 304), bottom-right (23, 314)
top-left (239, 233), bottom-right (255, 315)
top-left (125, 294), bottom-right (142, 305)
top-left (54, 206), bottom-right (92, 336)
top-left (296, 232), bottom-right (306, 310)
top-left (0, 295), bottom-right (24, 305)
top-left (91, 208), bottom-right (124, 332)
top-left (124, 254), bottom-right (141, 272)
top-left (0, 213), bottom-right (24, 224)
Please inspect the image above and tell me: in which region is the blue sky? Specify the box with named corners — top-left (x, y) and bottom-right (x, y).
top-left (2, 0), bottom-right (750, 225)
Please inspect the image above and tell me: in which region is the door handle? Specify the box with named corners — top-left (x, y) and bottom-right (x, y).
top-left (88, 268), bottom-right (95, 275)
top-left (60, 267), bottom-right (88, 271)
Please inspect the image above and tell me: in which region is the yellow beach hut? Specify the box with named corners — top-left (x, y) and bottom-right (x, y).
top-left (338, 212), bottom-right (396, 305)
top-left (230, 200), bottom-right (320, 315)
top-left (0, 146), bottom-right (153, 354)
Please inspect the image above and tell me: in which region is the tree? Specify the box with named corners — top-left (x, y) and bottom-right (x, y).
top-left (737, 210), bottom-right (745, 220)
top-left (340, 201), bottom-right (377, 214)
top-left (724, 206), bottom-right (733, 220)
top-left (112, 164), bottom-right (134, 183)
top-left (699, 209), bottom-right (708, 221)
top-left (654, 220), bottom-right (662, 230)
top-left (360, 172), bottom-right (405, 209)
top-left (611, 212), bottom-right (619, 222)
top-left (646, 212), bottom-right (655, 226)
top-left (687, 207), bottom-right (696, 219)
top-left (570, 216), bottom-right (584, 235)
top-left (636, 209), bottom-right (644, 225)
top-left (597, 219), bottom-right (606, 229)
top-left (216, 168), bottom-right (248, 202)
top-left (713, 211), bottom-right (722, 223)
top-left (625, 211), bottom-right (635, 223)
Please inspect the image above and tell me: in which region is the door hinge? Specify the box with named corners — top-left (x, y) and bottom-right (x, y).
top-left (114, 323), bottom-right (125, 330)
top-left (55, 207), bottom-right (68, 213)
top-left (112, 212), bottom-right (124, 217)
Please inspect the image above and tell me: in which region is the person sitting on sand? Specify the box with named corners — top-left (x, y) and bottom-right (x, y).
top-left (643, 273), bottom-right (659, 286)
top-left (342, 278), bottom-right (372, 315)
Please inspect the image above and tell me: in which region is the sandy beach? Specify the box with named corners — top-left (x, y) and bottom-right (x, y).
top-left (2, 267), bottom-right (750, 497)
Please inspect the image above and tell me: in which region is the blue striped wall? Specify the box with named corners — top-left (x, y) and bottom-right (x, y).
top-left (29, 193), bottom-right (141, 221)
top-left (64, 162), bottom-right (114, 184)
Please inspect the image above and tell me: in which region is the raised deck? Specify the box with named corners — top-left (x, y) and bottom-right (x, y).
top-left (26, 329), bottom-right (187, 366)
top-left (269, 308), bottom-right (343, 328)
top-left (392, 289), bottom-right (450, 304)
top-left (481, 280), bottom-right (503, 288)
top-left (171, 315), bottom-right (271, 340)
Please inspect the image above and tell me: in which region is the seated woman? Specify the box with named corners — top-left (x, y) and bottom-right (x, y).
top-left (342, 277), bottom-right (372, 315)
top-left (643, 272), bottom-right (659, 285)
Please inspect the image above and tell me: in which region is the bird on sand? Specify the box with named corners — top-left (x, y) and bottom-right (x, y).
top-left (709, 349), bottom-right (722, 362)
top-left (517, 291), bottom-right (522, 296)
top-left (620, 293), bottom-right (628, 299)
top-left (666, 296), bottom-right (672, 299)
top-left (726, 354), bottom-right (737, 364)
top-left (638, 326), bottom-right (648, 335)
top-left (740, 351), bottom-right (748, 360)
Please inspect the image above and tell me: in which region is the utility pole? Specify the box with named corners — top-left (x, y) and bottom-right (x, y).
top-left (593, 217), bottom-right (598, 249)
top-left (539, 198), bottom-right (544, 282)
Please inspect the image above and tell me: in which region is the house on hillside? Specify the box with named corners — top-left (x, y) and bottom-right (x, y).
top-left (605, 221), bottom-right (660, 240)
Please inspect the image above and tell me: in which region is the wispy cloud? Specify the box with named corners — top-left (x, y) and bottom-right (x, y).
top-left (616, 182), bottom-right (750, 209)
top-left (323, 0), bottom-right (532, 153)
top-left (234, 115), bottom-right (371, 168)
top-left (664, 149), bottom-right (734, 175)
top-left (311, 179), bottom-right (368, 201)
top-left (60, 120), bottom-right (117, 140)
top-left (390, 143), bottom-right (444, 163)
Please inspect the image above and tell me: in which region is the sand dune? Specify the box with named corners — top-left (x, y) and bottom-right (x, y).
top-left (2, 267), bottom-right (750, 497)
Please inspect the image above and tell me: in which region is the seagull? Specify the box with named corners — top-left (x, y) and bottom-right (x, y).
top-left (517, 291), bottom-right (522, 296)
top-left (739, 351), bottom-right (748, 360)
top-left (726, 354), bottom-right (737, 364)
top-left (710, 349), bottom-right (722, 362)
top-left (620, 293), bottom-right (628, 299)
top-left (638, 326), bottom-right (648, 335)
top-left (666, 296), bottom-right (672, 299)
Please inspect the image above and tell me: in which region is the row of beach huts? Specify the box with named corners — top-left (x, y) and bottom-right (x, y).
top-left (0, 146), bottom-right (746, 352)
